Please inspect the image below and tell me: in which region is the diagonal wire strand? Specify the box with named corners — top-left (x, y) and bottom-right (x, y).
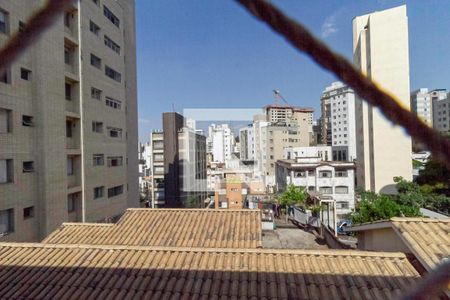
top-left (235, 0), bottom-right (450, 170)
top-left (0, 0), bottom-right (76, 74)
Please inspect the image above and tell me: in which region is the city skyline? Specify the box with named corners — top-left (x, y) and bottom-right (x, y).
top-left (136, 0), bottom-right (450, 141)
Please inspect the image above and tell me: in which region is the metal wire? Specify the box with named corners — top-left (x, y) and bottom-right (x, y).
top-left (400, 260), bottom-right (450, 300)
top-left (235, 0), bottom-right (450, 170)
top-left (0, 0), bottom-right (76, 74)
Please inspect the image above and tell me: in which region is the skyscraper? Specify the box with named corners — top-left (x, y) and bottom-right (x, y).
top-left (0, 0), bottom-right (138, 241)
top-left (353, 5), bottom-right (412, 193)
top-left (320, 82), bottom-right (357, 161)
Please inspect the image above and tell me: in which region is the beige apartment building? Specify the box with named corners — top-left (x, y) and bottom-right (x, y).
top-left (262, 104), bottom-right (312, 186)
top-left (353, 5), bottom-right (412, 194)
top-left (0, 0), bottom-right (138, 241)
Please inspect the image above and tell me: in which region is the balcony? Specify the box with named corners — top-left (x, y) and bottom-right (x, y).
top-left (67, 155), bottom-right (81, 191)
top-left (66, 117), bottom-right (80, 150)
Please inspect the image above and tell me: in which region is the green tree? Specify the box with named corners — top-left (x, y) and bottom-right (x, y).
top-left (279, 184), bottom-right (307, 208)
top-left (350, 191), bottom-right (421, 224)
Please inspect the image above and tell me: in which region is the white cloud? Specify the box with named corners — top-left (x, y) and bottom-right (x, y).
top-left (321, 8), bottom-right (346, 38)
top-left (321, 15), bottom-right (338, 38)
top-left (138, 118), bottom-right (151, 124)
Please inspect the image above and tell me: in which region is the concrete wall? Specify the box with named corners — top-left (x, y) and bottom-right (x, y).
top-left (356, 227), bottom-right (411, 253)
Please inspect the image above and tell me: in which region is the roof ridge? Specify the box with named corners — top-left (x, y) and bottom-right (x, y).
top-left (391, 217), bottom-right (450, 223)
top-left (126, 208), bottom-right (261, 212)
top-left (61, 222), bottom-right (114, 226)
top-left (0, 243), bottom-right (408, 258)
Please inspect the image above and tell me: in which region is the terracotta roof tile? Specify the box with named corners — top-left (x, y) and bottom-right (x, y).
top-left (390, 218), bottom-right (450, 271)
top-left (43, 209), bottom-right (263, 248)
top-left (0, 244), bottom-right (421, 299)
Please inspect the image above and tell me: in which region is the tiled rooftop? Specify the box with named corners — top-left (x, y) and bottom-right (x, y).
top-left (0, 243), bottom-right (420, 299)
top-left (390, 217), bottom-right (450, 271)
top-left (43, 209), bottom-right (263, 248)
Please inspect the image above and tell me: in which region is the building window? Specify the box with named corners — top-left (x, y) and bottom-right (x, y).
top-left (91, 87), bottom-right (102, 100)
top-left (0, 68), bottom-right (11, 84)
top-left (66, 120), bottom-right (73, 137)
top-left (64, 12), bottom-right (71, 27)
top-left (103, 6), bottom-right (120, 27)
top-left (90, 54), bottom-right (102, 69)
top-left (335, 170), bottom-right (348, 177)
top-left (0, 9), bottom-right (8, 34)
top-left (319, 186), bottom-right (332, 194)
top-left (92, 121), bottom-right (103, 133)
top-left (0, 159), bottom-right (13, 183)
top-left (105, 97), bottom-right (121, 109)
top-left (94, 186), bottom-right (104, 199)
top-left (319, 170), bottom-right (332, 178)
top-left (107, 156), bottom-right (123, 167)
top-left (22, 161), bottom-right (34, 173)
top-left (294, 171), bottom-right (306, 178)
top-left (89, 20), bottom-right (100, 35)
top-left (105, 65), bottom-right (121, 82)
top-left (104, 35), bottom-right (120, 54)
top-left (67, 157), bottom-right (74, 176)
top-left (107, 127), bottom-right (122, 138)
top-left (335, 186), bottom-right (349, 194)
top-left (68, 195), bottom-right (75, 212)
top-left (65, 83), bottom-right (72, 100)
top-left (22, 115), bottom-right (33, 127)
top-left (108, 185), bottom-right (123, 198)
top-left (18, 21), bottom-right (25, 32)
top-left (93, 154), bottom-right (104, 166)
top-left (0, 209), bottom-right (14, 235)
top-left (0, 108), bottom-right (12, 133)
top-left (20, 68), bottom-right (31, 80)
top-left (64, 46), bottom-right (71, 65)
top-left (336, 201), bottom-right (349, 209)
top-left (23, 206), bottom-right (34, 219)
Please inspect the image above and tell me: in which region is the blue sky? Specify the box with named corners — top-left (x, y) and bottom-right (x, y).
top-left (136, 0), bottom-right (450, 142)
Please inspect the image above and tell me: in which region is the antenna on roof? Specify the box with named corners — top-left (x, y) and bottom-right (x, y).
top-left (273, 89), bottom-right (288, 104)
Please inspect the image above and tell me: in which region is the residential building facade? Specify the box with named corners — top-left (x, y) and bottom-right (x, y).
top-left (149, 113), bottom-right (207, 208)
top-left (353, 5), bottom-right (413, 193)
top-left (284, 145), bottom-right (332, 162)
top-left (207, 124), bottom-right (234, 163)
top-left (0, 0), bottom-right (138, 241)
top-left (410, 88), bottom-right (433, 127)
top-left (239, 125), bottom-right (255, 161)
top-left (276, 157), bottom-right (356, 216)
top-left (431, 89), bottom-right (449, 134)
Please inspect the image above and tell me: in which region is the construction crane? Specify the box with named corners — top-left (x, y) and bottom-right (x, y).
top-left (273, 89), bottom-right (289, 104)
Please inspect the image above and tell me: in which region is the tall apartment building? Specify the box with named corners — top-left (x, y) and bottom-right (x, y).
top-left (239, 125), bottom-right (255, 161)
top-left (149, 131), bottom-right (165, 207)
top-left (207, 124), bottom-right (234, 163)
top-left (353, 5), bottom-right (412, 194)
top-left (320, 82), bottom-right (357, 161)
top-left (264, 122), bottom-right (310, 186)
top-left (264, 104), bottom-right (314, 134)
top-left (149, 113), bottom-right (207, 208)
top-left (411, 88), bottom-right (433, 127)
top-left (0, 0), bottom-right (138, 241)
top-left (431, 89), bottom-right (449, 134)
top-left (319, 94), bottom-right (332, 145)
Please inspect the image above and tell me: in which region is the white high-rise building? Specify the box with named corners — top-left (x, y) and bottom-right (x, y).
top-left (252, 115), bottom-right (270, 175)
top-left (208, 124), bottom-right (234, 163)
top-left (431, 89), bottom-right (449, 134)
top-left (411, 88), bottom-right (433, 127)
top-left (353, 5), bottom-right (412, 193)
top-left (328, 82), bottom-right (357, 161)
